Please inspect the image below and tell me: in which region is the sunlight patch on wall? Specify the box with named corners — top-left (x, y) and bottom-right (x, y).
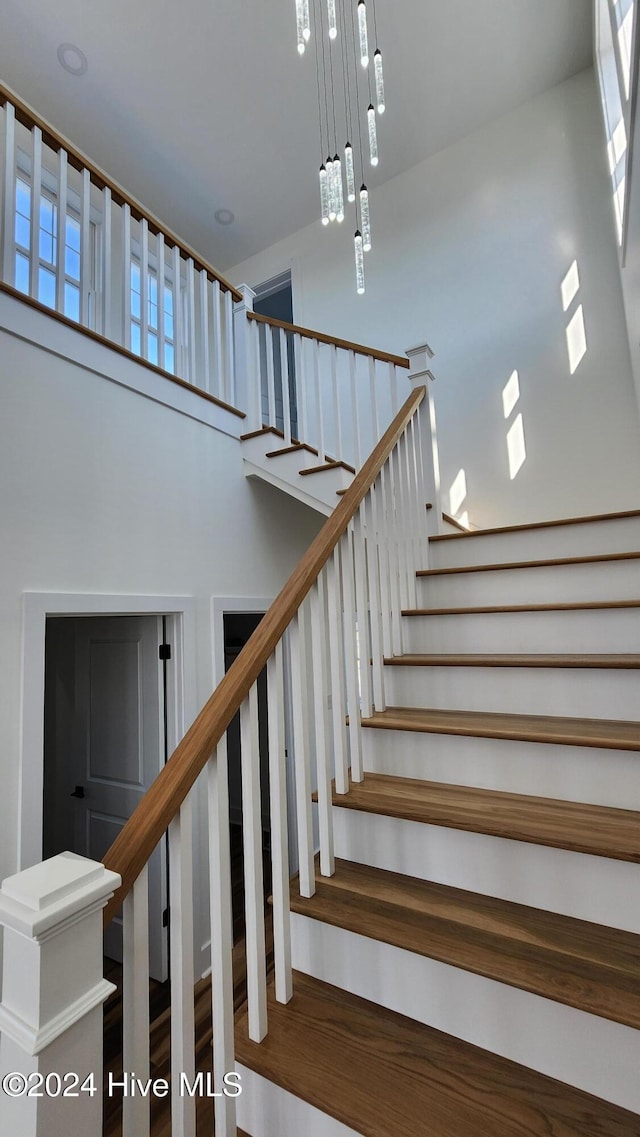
top-left (448, 468), bottom-right (467, 516)
top-left (506, 414), bottom-right (526, 480)
top-left (566, 305), bottom-right (587, 375)
top-left (560, 261), bottom-right (580, 312)
top-left (502, 370), bottom-right (520, 418)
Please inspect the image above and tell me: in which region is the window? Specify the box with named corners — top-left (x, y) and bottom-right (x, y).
top-left (130, 258), bottom-right (177, 374)
top-left (14, 172), bottom-right (83, 320)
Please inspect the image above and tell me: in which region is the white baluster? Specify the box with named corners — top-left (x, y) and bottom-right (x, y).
top-left (349, 350), bottom-right (362, 468)
top-left (232, 283), bottom-right (258, 422)
top-left (224, 287), bottom-right (234, 404)
top-left (1, 101), bottom-right (16, 283)
top-left (266, 323), bottom-right (277, 428)
top-left (169, 798), bottom-right (196, 1137)
top-left (207, 737), bottom-right (236, 1137)
top-left (212, 278), bottom-right (223, 396)
top-left (376, 464), bottom-right (393, 658)
top-left (55, 148), bottom-right (68, 315)
top-left (140, 217), bottom-right (149, 360)
top-left (199, 268), bottom-right (211, 392)
top-left (340, 527), bottom-right (364, 781)
top-left (123, 202), bottom-right (132, 350)
top-left (310, 574), bottom-right (335, 876)
top-left (288, 608), bottom-right (315, 898)
top-left (389, 360), bottom-right (399, 415)
top-left (102, 185), bottom-right (112, 337)
top-left (186, 257), bottom-right (196, 383)
top-left (280, 326), bottom-right (293, 444)
top-left (156, 231), bottom-right (165, 369)
top-left (80, 168), bottom-right (91, 326)
top-left (267, 641), bottom-right (293, 1004)
top-left (365, 487), bottom-right (386, 711)
top-left (172, 243), bottom-right (184, 376)
top-left (295, 334), bottom-right (308, 443)
top-left (313, 339), bottom-right (326, 460)
top-left (353, 503), bottom-right (373, 718)
top-left (327, 544), bottom-right (349, 793)
top-left (386, 448), bottom-right (406, 655)
top-left (368, 354), bottom-right (380, 449)
top-left (399, 429), bottom-right (417, 607)
top-left (251, 317), bottom-right (263, 427)
top-left (414, 402), bottom-right (431, 565)
top-left (330, 344), bottom-right (343, 461)
top-left (29, 126), bottom-right (42, 301)
top-left (241, 684), bottom-right (268, 1042)
top-left (407, 417), bottom-right (423, 596)
top-left (391, 442), bottom-right (409, 614)
top-left (122, 867), bottom-right (150, 1137)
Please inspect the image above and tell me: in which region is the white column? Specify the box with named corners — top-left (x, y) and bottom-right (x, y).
top-left (233, 283), bottom-right (258, 424)
top-left (405, 342), bottom-right (442, 535)
top-left (0, 852), bottom-right (120, 1137)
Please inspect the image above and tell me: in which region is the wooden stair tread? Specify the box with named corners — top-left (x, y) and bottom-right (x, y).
top-left (417, 550), bottom-right (640, 575)
top-left (383, 652), bottom-right (640, 668)
top-left (289, 858), bottom-right (640, 1028)
top-left (266, 441), bottom-right (319, 458)
top-left (362, 705), bottom-right (640, 751)
top-left (431, 507), bottom-right (640, 542)
top-left (240, 425), bottom-right (285, 441)
top-left (328, 774), bottom-right (640, 862)
top-left (299, 458), bottom-right (356, 476)
top-left (403, 599), bottom-right (640, 615)
top-left (235, 972), bottom-right (639, 1137)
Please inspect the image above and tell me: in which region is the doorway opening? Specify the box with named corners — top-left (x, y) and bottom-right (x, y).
top-left (43, 613), bottom-right (170, 982)
top-left (253, 270), bottom-right (298, 438)
top-left (223, 611), bottom-right (272, 945)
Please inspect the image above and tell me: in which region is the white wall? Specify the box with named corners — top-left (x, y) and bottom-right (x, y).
top-left (229, 69), bottom-right (640, 528)
top-left (0, 303), bottom-right (322, 891)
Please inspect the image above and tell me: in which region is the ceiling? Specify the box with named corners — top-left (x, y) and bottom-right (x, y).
top-left (0, 0), bottom-right (593, 273)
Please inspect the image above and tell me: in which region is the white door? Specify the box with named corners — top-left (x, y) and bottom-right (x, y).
top-left (70, 615), bottom-right (168, 980)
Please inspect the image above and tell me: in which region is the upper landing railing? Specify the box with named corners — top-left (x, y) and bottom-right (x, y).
top-left (0, 84), bottom-right (242, 414)
top-left (0, 84), bottom-right (418, 473)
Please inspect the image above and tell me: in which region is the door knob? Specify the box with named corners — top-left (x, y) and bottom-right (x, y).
top-left (70, 785), bottom-right (85, 799)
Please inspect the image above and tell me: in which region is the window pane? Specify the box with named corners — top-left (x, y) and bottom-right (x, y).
top-left (38, 267), bottom-right (56, 309)
top-left (131, 263), bottom-right (140, 291)
top-left (65, 247), bottom-right (80, 280)
top-left (149, 275), bottom-right (158, 305)
top-left (66, 216), bottom-right (80, 251)
top-left (131, 322), bottom-right (141, 356)
top-left (64, 282), bottom-right (80, 322)
top-left (15, 212), bottom-right (30, 250)
top-left (16, 180), bottom-right (31, 219)
top-left (15, 251), bottom-right (30, 294)
top-left (148, 300), bottom-right (158, 330)
top-left (165, 313), bottom-right (174, 340)
top-left (39, 230), bottom-right (55, 264)
top-left (148, 332), bottom-right (158, 366)
top-left (131, 290), bottom-right (141, 319)
top-left (164, 285), bottom-right (173, 315)
top-left (164, 343), bottom-right (175, 373)
top-left (40, 197), bottom-right (55, 235)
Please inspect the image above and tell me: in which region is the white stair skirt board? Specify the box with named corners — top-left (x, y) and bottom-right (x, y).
top-left (428, 516), bottom-right (640, 569)
top-left (416, 558), bottom-right (640, 606)
top-left (236, 1063), bottom-right (362, 1137)
top-left (383, 663), bottom-right (639, 721)
top-left (361, 730), bottom-right (640, 810)
top-left (289, 915), bottom-right (640, 1114)
top-left (402, 606), bottom-right (640, 654)
top-left (243, 459), bottom-right (333, 516)
top-left (332, 808), bottom-right (640, 933)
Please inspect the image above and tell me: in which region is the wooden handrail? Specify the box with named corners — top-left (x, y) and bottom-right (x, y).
top-left (247, 310), bottom-right (411, 369)
top-left (102, 386), bottom-right (425, 925)
top-left (0, 83), bottom-right (242, 302)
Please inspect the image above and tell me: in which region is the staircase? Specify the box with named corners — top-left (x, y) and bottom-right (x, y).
top-left (234, 508), bottom-right (640, 1136)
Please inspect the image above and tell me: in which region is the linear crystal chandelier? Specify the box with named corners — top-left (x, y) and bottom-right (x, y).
top-left (294, 0), bottom-right (386, 294)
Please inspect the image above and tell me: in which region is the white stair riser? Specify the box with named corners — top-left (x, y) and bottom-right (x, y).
top-left (332, 808), bottom-right (639, 932)
top-left (361, 729), bottom-right (640, 809)
top-left (429, 517), bottom-right (640, 569)
top-left (402, 607), bottom-right (640, 654)
top-left (291, 915), bottom-right (640, 1114)
top-left (417, 559), bottom-right (640, 606)
top-left (236, 1064), bottom-right (361, 1137)
top-left (383, 664), bottom-right (639, 720)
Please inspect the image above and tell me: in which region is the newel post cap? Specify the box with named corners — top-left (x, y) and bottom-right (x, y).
top-left (234, 282), bottom-right (256, 311)
top-left (405, 342), bottom-right (436, 384)
top-left (0, 851), bottom-right (120, 941)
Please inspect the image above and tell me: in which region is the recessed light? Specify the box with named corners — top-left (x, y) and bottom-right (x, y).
top-left (214, 208), bottom-right (235, 226)
top-left (57, 43), bottom-right (88, 76)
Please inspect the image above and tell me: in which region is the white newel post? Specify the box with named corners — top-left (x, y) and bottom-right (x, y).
top-left (0, 852), bottom-right (120, 1137)
top-left (405, 343), bottom-right (442, 535)
top-left (233, 283), bottom-right (260, 429)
